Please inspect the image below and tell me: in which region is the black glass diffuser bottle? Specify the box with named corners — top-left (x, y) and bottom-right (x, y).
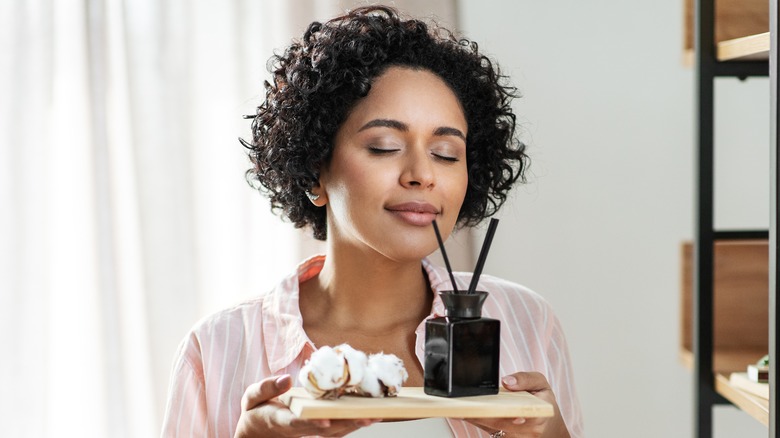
top-left (423, 290), bottom-right (500, 397)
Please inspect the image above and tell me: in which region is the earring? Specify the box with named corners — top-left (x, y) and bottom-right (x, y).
top-left (306, 191), bottom-right (320, 202)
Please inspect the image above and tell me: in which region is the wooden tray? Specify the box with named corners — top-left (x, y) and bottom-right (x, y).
top-left (279, 387), bottom-right (554, 419)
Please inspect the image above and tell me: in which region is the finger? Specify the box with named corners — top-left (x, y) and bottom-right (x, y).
top-left (501, 371), bottom-right (550, 393)
top-left (290, 418), bottom-right (377, 429)
top-left (272, 402), bottom-right (378, 434)
top-left (471, 417), bottom-right (533, 425)
top-left (241, 374), bottom-right (292, 410)
top-left (255, 400), bottom-right (333, 433)
top-left (466, 417), bottom-right (541, 434)
top-left (465, 418), bottom-right (518, 435)
top-left (320, 419), bottom-right (377, 436)
top-left (286, 416), bottom-right (373, 437)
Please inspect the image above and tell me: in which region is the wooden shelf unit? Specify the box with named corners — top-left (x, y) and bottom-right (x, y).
top-left (685, 0), bottom-right (777, 434)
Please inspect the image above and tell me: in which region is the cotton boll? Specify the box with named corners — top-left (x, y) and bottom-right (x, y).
top-left (368, 353), bottom-right (409, 396)
top-left (334, 344), bottom-right (368, 387)
top-left (298, 345), bottom-right (349, 399)
top-left (299, 344), bottom-right (408, 399)
top-left (308, 345), bottom-right (348, 390)
top-left (356, 364), bottom-right (383, 397)
top-left (298, 363), bottom-right (326, 398)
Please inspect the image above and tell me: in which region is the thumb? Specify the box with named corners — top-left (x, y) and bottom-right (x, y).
top-left (501, 372), bottom-right (550, 393)
top-left (241, 374), bottom-right (293, 411)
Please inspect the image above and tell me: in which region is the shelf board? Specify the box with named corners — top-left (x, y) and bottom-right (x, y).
top-left (715, 373), bottom-right (769, 426)
top-left (679, 348), bottom-right (767, 374)
top-left (682, 32), bottom-right (769, 66)
top-left (680, 348), bottom-right (769, 425)
top-left (717, 32), bottom-right (770, 61)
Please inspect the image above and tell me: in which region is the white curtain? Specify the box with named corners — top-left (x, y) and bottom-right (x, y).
top-left (0, 0), bottom-right (460, 436)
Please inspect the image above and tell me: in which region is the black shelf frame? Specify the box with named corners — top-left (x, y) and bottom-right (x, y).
top-left (693, 0), bottom-right (778, 436)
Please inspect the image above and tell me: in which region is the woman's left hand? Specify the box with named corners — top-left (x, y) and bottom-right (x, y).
top-left (465, 372), bottom-right (570, 438)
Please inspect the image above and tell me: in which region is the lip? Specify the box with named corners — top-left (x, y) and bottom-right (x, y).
top-left (385, 202), bottom-right (440, 227)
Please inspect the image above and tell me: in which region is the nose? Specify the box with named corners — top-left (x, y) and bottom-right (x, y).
top-left (399, 147), bottom-right (435, 189)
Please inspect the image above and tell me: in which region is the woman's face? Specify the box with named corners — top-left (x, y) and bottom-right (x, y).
top-left (318, 66), bottom-right (469, 261)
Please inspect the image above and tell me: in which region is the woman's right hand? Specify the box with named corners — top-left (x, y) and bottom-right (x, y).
top-left (234, 374), bottom-right (377, 437)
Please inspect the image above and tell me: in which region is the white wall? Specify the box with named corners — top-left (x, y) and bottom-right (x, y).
top-left (457, 1), bottom-right (769, 437)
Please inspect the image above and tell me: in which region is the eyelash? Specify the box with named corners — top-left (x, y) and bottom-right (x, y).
top-left (433, 153), bottom-right (459, 162)
top-left (368, 147), bottom-right (399, 155)
top-left (367, 146), bottom-right (459, 162)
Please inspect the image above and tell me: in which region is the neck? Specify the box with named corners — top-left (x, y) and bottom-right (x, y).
top-left (302, 243), bottom-right (433, 333)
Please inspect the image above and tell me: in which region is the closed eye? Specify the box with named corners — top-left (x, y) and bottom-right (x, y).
top-left (432, 152), bottom-right (459, 162)
top-left (368, 146), bottom-right (400, 155)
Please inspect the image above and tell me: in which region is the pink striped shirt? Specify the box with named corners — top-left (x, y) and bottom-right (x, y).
top-left (161, 255), bottom-right (584, 437)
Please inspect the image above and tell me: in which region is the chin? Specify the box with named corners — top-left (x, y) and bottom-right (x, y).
top-left (375, 240), bottom-right (439, 263)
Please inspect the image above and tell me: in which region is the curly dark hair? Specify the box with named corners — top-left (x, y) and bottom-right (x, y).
top-left (241, 5), bottom-right (528, 241)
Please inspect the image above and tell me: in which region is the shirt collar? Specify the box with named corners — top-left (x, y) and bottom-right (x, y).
top-left (262, 255), bottom-right (323, 374)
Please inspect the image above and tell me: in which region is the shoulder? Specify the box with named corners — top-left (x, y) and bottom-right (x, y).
top-left (470, 273), bottom-right (548, 304)
top-left (469, 273), bottom-right (554, 321)
top-left (177, 295), bottom-right (268, 361)
top-left (192, 296), bottom-right (267, 337)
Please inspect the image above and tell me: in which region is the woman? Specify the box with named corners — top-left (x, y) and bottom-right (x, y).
top-left (161, 6), bottom-right (583, 437)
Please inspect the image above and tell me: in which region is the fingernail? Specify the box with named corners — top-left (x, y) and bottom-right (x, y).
top-left (315, 419), bottom-right (330, 427)
top-left (356, 419), bottom-right (373, 427)
top-left (502, 375), bottom-right (517, 386)
top-left (513, 417), bottom-right (527, 425)
top-left (275, 374), bottom-right (291, 389)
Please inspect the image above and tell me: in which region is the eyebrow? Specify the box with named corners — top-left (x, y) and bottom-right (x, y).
top-left (358, 118), bottom-right (466, 141)
top-left (433, 126), bottom-right (466, 141)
